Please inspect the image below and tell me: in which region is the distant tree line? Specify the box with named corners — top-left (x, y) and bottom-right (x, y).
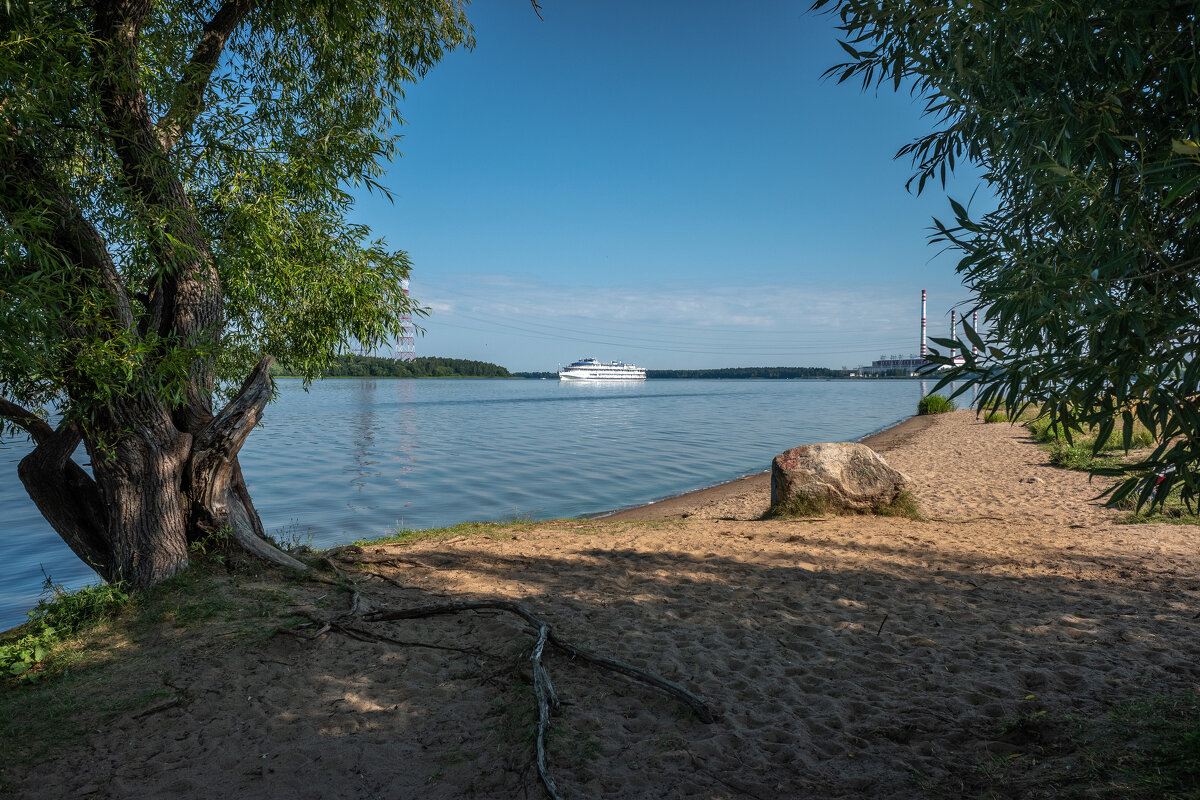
top-left (273, 355), bottom-right (511, 379)
top-left (511, 367), bottom-right (854, 379)
top-left (648, 367), bottom-right (848, 379)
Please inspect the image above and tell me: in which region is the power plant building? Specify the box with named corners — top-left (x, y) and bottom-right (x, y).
top-left (855, 290), bottom-right (968, 375)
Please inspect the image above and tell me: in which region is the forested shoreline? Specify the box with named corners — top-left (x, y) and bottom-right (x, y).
top-left (512, 367), bottom-right (853, 379)
top-left (272, 355), bottom-right (511, 379)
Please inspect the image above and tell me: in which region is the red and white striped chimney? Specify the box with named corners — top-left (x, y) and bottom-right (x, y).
top-left (972, 310), bottom-right (978, 358)
top-left (920, 290), bottom-right (927, 359)
top-left (950, 310), bottom-right (958, 362)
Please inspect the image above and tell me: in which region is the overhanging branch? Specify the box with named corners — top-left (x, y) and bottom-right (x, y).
top-left (0, 398), bottom-right (55, 444)
top-left (16, 421), bottom-right (112, 578)
top-left (0, 136), bottom-right (136, 332)
top-left (156, 0), bottom-right (258, 151)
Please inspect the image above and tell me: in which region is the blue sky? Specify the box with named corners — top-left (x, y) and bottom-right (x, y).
top-left (351, 0), bottom-right (985, 371)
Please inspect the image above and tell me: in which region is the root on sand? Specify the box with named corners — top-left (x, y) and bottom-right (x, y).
top-left (286, 567), bottom-right (717, 800)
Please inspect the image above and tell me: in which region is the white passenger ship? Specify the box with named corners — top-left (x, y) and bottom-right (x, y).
top-left (558, 357), bottom-right (647, 381)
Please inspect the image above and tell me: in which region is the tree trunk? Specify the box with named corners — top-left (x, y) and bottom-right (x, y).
top-left (86, 405), bottom-right (194, 587)
top-left (181, 355), bottom-right (308, 572)
top-left (15, 422), bottom-right (112, 577)
top-left (11, 359), bottom-right (306, 589)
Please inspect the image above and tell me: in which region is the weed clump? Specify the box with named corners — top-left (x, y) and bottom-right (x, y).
top-left (917, 394), bottom-right (955, 415)
top-left (960, 691), bottom-right (1200, 797)
top-left (0, 580), bottom-right (128, 682)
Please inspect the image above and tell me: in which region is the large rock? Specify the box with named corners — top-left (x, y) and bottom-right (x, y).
top-left (770, 442), bottom-right (909, 512)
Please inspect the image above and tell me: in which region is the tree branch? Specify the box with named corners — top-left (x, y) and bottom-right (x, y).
top-left (364, 600), bottom-right (719, 723)
top-left (93, 0), bottom-right (226, 423)
top-left (16, 421), bottom-right (112, 578)
top-left (191, 353), bottom-right (273, 457)
top-left (156, 0), bottom-right (258, 151)
top-left (0, 134), bottom-right (135, 332)
top-left (0, 398), bottom-right (55, 444)
top-left (185, 354), bottom-right (308, 573)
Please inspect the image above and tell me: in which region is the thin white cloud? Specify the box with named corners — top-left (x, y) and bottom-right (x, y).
top-left (406, 274), bottom-right (972, 370)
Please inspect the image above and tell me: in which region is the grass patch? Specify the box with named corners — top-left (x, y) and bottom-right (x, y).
top-left (1117, 481), bottom-right (1200, 526)
top-left (917, 393), bottom-right (956, 415)
top-left (765, 490), bottom-right (921, 520)
top-left (0, 580), bottom-right (129, 683)
top-left (1027, 416), bottom-right (1154, 451)
top-left (0, 552), bottom-right (317, 793)
top-left (1026, 418), bottom-right (1168, 514)
top-left (959, 691), bottom-right (1200, 798)
top-left (983, 410), bottom-right (1009, 423)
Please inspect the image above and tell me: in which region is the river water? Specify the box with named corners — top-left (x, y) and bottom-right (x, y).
top-left (1, 378), bottom-right (931, 629)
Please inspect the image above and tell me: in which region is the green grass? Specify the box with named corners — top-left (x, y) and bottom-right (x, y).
top-left (983, 410), bottom-right (1009, 423)
top-left (1027, 416), bottom-right (1154, 452)
top-left (765, 490), bottom-right (922, 520)
top-left (0, 580), bottom-right (129, 683)
top-left (1027, 417), bottom-right (1166, 515)
top-left (0, 551), bottom-right (313, 793)
top-left (959, 692), bottom-right (1200, 798)
top-left (1116, 481), bottom-right (1200, 526)
top-left (917, 393), bottom-right (956, 415)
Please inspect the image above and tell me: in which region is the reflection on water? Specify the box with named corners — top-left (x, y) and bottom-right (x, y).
top-left (1, 378), bottom-right (925, 628)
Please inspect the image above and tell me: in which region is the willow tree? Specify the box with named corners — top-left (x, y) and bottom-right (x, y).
top-left (0, 0), bottom-right (474, 587)
top-left (816, 0), bottom-right (1200, 508)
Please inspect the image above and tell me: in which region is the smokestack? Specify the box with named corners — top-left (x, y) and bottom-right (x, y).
top-left (972, 310), bottom-right (978, 358)
top-left (921, 290), bottom-right (927, 359)
top-left (950, 310), bottom-right (958, 362)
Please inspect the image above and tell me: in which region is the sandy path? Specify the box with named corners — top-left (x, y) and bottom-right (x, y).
top-left (11, 410), bottom-right (1200, 799)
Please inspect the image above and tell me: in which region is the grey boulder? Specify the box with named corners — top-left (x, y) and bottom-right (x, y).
top-left (770, 442), bottom-right (909, 512)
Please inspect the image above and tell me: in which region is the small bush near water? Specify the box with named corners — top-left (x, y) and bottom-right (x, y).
top-left (0, 580), bottom-right (128, 683)
top-left (917, 394), bottom-right (956, 415)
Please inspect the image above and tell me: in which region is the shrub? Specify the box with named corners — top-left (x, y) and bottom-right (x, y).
top-left (917, 394), bottom-right (956, 415)
top-left (0, 581), bottom-right (128, 682)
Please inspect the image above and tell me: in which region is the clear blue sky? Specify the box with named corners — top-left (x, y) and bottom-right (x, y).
top-left (351, 0), bottom-right (986, 372)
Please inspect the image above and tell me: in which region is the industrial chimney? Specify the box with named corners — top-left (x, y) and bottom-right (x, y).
top-left (921, 290), bottom-right (927, 360)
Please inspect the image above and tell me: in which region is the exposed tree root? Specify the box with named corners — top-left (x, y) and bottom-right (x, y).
top-left (285, 570), bottom-right (718, 799)
top-left (364, 600), bottom-right (718, 800)
top-left (364, 600), bottom-right (719, 724)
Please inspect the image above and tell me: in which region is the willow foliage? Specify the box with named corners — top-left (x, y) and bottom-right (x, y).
top-left (0, 0), bottom-right (472, 423)
top-left (0, 0), bottom-right (477, 586)
top-left (815, 0), bottom-right (1200, 509)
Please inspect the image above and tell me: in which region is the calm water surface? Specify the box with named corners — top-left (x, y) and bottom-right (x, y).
top-left (1, 378), bottom-right (928, 628)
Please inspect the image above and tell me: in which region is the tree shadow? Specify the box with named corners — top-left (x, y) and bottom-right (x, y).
top-left (10, 523), bottom-right (1200, 799)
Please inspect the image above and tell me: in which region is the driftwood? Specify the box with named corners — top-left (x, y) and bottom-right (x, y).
top-left (287, 591), bottom-right (362, 639)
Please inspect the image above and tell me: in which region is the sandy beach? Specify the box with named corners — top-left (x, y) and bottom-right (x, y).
top-left (7, 409), bottom-right (1200, 798)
